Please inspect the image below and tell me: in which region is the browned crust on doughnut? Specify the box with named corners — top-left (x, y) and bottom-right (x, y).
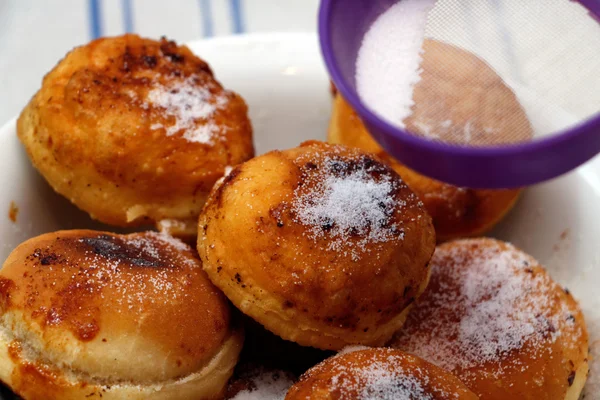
top-left (17, 34), bottom-right (253, 228)
top-left (198, 141), bottom-right (435, 350)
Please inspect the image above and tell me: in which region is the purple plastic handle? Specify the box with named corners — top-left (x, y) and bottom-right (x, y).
top-left (318, 0), bottom-right (600, 189)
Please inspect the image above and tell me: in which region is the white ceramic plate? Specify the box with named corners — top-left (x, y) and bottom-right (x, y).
top-left (0, 33), bottom-right (599, 398)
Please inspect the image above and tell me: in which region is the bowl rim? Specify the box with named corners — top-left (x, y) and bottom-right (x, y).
top-left (318, 0), bottom-right (600, 187)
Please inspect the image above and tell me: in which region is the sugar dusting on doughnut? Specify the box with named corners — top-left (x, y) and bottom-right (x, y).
top-left (27, 232), bottom-right (200, 315)
top-left (299, 349), bottom-right (461, 399)
top-left (393, 239), bottom-right (584, 377)
top-left (328, 354), bottom-right (433, 399)
top-left (291, 147), bottom-right (416, 260)
top-left (147, 75), bottom-right (231, 144)
top-left (78, 232), bottom-right (198, 309)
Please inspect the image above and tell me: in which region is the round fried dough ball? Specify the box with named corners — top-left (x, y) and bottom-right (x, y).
top-left (390, 238), bottom-right (589, 400)
top-left (285, 348), bottom-right (479, 399)
top-left (0, 230), bottom-right (243, 399)
top-left (17, 34), bottom-right (253, 233)
top-left (198, 141), bottom-right (436, 350)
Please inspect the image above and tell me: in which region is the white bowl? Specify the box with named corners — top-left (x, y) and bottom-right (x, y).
top-left (0, 33), bottom-right (599, 398)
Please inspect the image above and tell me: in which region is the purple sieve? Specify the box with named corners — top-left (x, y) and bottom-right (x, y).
top-left (318, 0), bottom-right (600, 189)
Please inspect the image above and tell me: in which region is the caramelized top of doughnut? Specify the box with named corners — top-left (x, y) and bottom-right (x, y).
top-left (0, 230), bottom-right (232, 383)
top-left (201, 141), bottom-right (435, 338)
top-left (61, 34), bottom-right (233, 146)
top-left (17, 34), bottom-right (253, 226)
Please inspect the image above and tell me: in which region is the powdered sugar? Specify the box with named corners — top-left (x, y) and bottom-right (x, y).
top-left (356, 0), bottom-right (437, 129)
top-left (146, 76), bottom-right (230, 144)
top-left (157, 219), bottom-right (187, 234)
top-left (71, 232), bottom-right (199, 312)
top-left (146, 231), bottom-right (191, 253)
top-left (294, 169), bottom-right (394, 240)
top-left (229, 369), bottom-right (295, 400)
top-left (337, 345), bottom-right (370, 356)
top-left (392, 239), bottom-right (583, 378)
top-left (457, 262), bottom-right (551, 363)
top-left (350, 359), bottom-right (433, 400)
top-left (303, 349), bottom-right (463, 399)
top-left (291, 155), bottom-right (405, 259)
top-left (411, 117), bottom-right (500, 144)
top-left (125, 235), bottom-right (161, 261)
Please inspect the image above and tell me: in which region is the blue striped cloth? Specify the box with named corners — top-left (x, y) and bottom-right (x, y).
top-left (2, 0), bottom-right (596, 128)
top-left (86, 0), bottom-right (247, 39)
top-left (0, 0), bottom-right (319, 125)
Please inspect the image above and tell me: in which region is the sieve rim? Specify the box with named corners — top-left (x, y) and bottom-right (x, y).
top-left (318, 0), bottom-right (600, 188)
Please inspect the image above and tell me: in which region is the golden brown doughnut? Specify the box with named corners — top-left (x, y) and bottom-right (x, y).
top-left (285, 348), bottom-right (479, 399)
top-left (390, 238), bottom-right (588, 400)
top-left (328, 39), bottom-right (530, 241)
top-left (0, 230), bottom-right (243, 399)
top-left (198, 141), bottom-right (436, 350)
top-left (17, 34), bottom-right (254, 232)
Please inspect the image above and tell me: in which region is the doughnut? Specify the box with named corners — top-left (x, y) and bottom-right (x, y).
top-left (17, 34), bottom-right (254, 233)
top-left (390, 238), bottom-right (588, 400)
top-left (328, 39), bottom-right (530, 241)
top-left (198, 141), bottom-right (436, 350)
top-left (0, 230), bottom-right (243, 399)
top-left (285, 348), bottom-right (479, 399)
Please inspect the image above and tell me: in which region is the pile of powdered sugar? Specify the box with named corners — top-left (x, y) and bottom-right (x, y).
top-left (356, 0), bottom-right (437, 129)
top-left (392, 240), bottom-right (583, 377)
top-left (291, 154), bottom-right (407, 260)
top-left (146, 75), bottom-right (230, 144)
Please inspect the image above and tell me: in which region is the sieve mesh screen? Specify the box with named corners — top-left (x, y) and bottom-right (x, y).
top-left (402, 0), bottom-right (600, 146)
